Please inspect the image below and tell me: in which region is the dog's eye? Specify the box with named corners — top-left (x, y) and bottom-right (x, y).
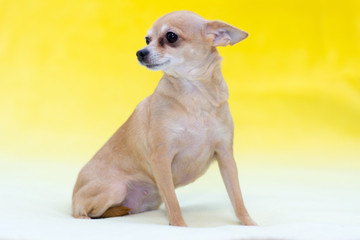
top-left (145, 37), bottom-right (150, 45)
top-left (166, 32), bottom-right (178, 43)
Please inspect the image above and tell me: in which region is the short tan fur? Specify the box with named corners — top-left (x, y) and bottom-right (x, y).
top-left (72, 11), bottom-right (256, 227)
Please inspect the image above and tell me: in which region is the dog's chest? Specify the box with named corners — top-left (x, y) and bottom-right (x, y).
top-left (170, 110), bottom-right (228, 186)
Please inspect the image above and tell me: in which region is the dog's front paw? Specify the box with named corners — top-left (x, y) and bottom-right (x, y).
top-left (169, 220), bottom-right (187, 227)
top-left (241, 217), bottom-right (258, 226)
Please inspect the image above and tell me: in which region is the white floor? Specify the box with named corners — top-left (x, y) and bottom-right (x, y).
top-left (1, 158), bottom-right (360, 240)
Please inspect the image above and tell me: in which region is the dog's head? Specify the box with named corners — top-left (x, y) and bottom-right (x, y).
top-left (136, 11), bottom-right (248, 77)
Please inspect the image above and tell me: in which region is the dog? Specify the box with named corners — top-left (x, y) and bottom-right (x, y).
top-left (72, 10), bottom-right (256, 227)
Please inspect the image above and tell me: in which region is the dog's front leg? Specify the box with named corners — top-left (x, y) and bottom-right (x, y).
top-left (150, 150), bottom-right (187, 227)
top-left (216, 147), bottom-right (257, 226)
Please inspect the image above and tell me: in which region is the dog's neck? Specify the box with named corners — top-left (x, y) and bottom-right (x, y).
top-left (156, 50), bottom-right (229, 109)
top-left (164, 48), bottom-right (223, 81)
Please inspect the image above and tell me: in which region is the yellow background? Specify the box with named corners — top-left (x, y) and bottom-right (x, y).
top-left (1, 0), bottom-right (359, 168)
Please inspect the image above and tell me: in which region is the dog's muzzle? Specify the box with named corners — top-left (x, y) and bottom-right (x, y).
top-left (136, 49), bottom-right (150, 62)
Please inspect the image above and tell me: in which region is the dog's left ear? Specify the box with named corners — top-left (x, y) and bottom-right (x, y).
top-left (205, 20), bottom-right (248, 47)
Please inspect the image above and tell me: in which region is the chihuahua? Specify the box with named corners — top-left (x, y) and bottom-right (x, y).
top-left (72, 10), bottom-right (256, 227)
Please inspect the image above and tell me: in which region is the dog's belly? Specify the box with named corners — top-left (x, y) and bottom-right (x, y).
top-left (170, 120), bottom-right (218, 187)
top-left (172, 147), bottom-right (214, 187)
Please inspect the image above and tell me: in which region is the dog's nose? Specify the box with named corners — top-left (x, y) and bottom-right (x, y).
top-left (136, 49), bottom-right (149, 61)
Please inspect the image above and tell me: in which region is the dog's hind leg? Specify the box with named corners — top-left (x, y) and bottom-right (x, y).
top-left (72, 180), bottom-right (128, 219)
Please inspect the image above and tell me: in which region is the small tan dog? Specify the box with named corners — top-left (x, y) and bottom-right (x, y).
top-left (72, 10), bottom-right (256, 227)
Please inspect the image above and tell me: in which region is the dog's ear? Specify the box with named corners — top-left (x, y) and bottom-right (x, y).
top-left (204, 20), bottom-right (248, 47)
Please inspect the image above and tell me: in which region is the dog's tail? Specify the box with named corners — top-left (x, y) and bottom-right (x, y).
top-left (95, 206), bottom-right (132, 218)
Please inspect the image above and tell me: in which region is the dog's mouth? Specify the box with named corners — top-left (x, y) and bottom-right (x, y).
top-left (145, 60), bottom-right (170, 69)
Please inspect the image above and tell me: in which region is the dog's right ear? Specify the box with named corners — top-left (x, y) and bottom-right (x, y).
top-left (204, 20), bottom-right (248, 47)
